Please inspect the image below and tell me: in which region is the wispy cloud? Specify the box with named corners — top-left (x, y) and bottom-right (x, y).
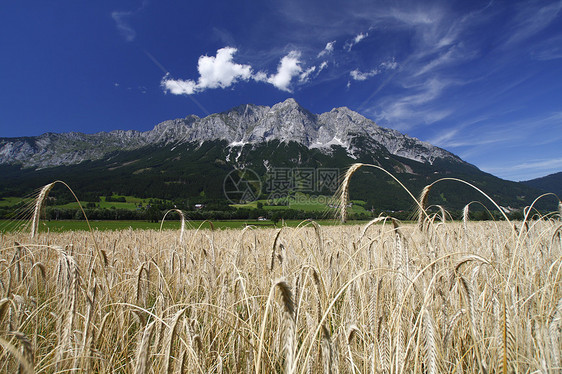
top-left (503, 1), bottom-right (562, 47)
top-left (299, 66), bottom-right (316, 83)
top-left (350, 59), bottom-right (398, 81)
top-left (414, 46), bottom-right (474, 76)
top-left (112, 11), bottom-right (136, 41)
top-left (344, 32), bottom-right (368, 51)
top-left (373, 78), bottom-right (454, 128)
top-left (434, 111), bottom-right (562, 149)
top-left (350, 3), bottom-right (502, 132)
top-left (427, 109), bottom-right (562, 181)
top-left (481, 158), bottom-right (562, 181)
top-left (427, 115), bottom-right (491, 146)
top-left (111, 1), bottom-right (147, 42)
top-left (317, 41), bottom-right (335, 58)
top-left (531, 35), bottom-right (562, 61)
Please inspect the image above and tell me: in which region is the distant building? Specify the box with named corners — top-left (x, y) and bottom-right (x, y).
top-left (195, 204), bottom-right (205, 209)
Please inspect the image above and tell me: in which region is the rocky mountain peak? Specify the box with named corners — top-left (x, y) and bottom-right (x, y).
top-left (0, 99), bottom-right (463, 168)
top-left (274, 97), bottom-right (299, 108)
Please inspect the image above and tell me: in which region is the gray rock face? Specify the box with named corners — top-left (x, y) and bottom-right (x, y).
top-left (0, 98), bottom-right (461, 168)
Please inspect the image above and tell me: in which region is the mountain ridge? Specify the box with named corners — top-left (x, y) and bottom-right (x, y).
top-left (522, 172), bottom-right (562, 198)
top-left (0, 98), bottom-right (461, 169)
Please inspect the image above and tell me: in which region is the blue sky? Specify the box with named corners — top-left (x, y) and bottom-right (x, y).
top-left (1, 0), bottom-right (561, 181)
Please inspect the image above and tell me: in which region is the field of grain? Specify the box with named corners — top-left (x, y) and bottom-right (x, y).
top-left (1, 215), bottom-right (562, 373)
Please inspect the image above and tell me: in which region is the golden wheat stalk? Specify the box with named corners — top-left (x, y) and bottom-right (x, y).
top-left (276, 280), bottom-right (296, 374)
top-left (30, 182), bottom-right (56, 238)
top-left (160, 209), bottom-right (187, 243)
top-left (337, 163), bottom-right (364, 223)
top-left (417, 184), bottom-right (432, 231)
top-left (135, 321), bottom-right (156, 374)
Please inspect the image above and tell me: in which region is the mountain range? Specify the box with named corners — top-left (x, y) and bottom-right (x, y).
top-left (1, 98), bottom-right (457, 168)
top-left (0, 98), bottom-right (558, 212)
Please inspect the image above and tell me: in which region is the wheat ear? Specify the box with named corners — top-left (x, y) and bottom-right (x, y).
top-left (422, 309), bottom-right (437, 374)
top-left (549, 297), bottom-right (562, 367)
top-left (276, 280), bottom-right (296, 374)
top-left (320, 325), bottom-right (333, 374)
top-left (270, 228), bottom-right (283, 271)
top-left (501, 303), bottom-right (516, 373)
top-left (307, 219), bottom-right (324, 255)
top-left (30, 182), bottom-right (55, 238)
top-left (135, 321), bottom-right (156, 374)
top-left (417, 184), bottom-right (432, 231)
top-left (159, 209), bottom-right (187, 242)
top-left (339, 163), bottom-right (364, 223)
top-left (346, 324), bottom-right (360, 374)
top-left (164, 308), bottom-right (188, 374)
top-left (462, 203), bottom-right (470, 231)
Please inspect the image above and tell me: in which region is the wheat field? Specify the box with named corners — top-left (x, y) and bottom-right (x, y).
top-left (1, 217), bottom-right (562, 373)
top-left (1, 170), bottom-right (562, 373)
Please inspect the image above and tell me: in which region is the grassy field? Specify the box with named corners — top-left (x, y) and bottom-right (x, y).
top-left (0, 196), bottom-right (25, 207)
top-left (230, 193), bottom-right (372, 214)
top-left (1, 192), bottom-right (369, 215)
top-left (0, 195), bottom-right (149, 210)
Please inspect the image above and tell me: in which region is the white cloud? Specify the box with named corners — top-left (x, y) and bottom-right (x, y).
top-left (161, 47), bottom-right (252, 95)
top-left (354, 32), bottom-right (367, 44)
top-left (253, 71), bottom-right (268, 82)
top-left (380, 59), bottom-right (399, 70)
top-left (162, 48), bottom-right (310, 94)
top-left (350, 69), bottom-right (379, 81)
top-left (161, 75), bottom-right (197, 95)
top-left (317, 41), bottom-right (336, 57)
top-left (318, 61), bottom-right (328, 72)
top-left (265, 51), bottom-right (303, 92)
top-left (345, 32), bottom-right (368, 51)
top-left (196, 47), bottom-right (252, 89)
top-left (350, 59), bottom-right (398, 81)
